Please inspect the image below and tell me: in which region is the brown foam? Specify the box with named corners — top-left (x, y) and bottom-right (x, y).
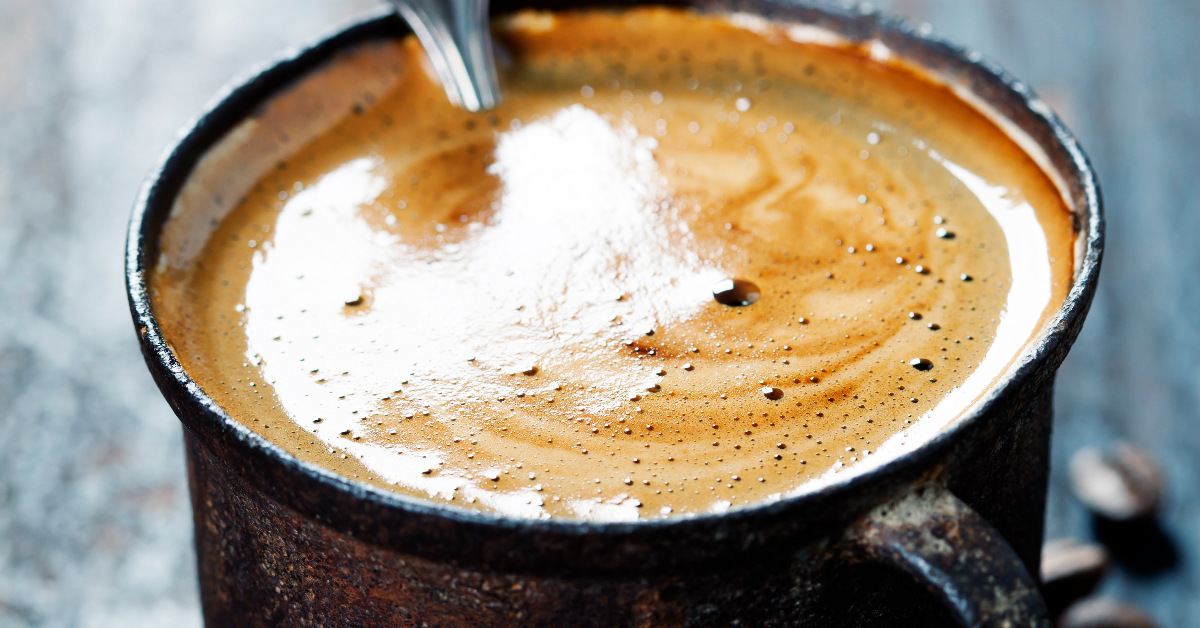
top-left (151, 8), bottom-right (1076, 520)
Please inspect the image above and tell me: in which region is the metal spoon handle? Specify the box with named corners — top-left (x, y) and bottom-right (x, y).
top-left (387, 0), bottom-right (500, 111)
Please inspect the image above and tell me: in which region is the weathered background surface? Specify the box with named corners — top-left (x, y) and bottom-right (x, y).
top-left (0, 0), bottom-right (1194, 626)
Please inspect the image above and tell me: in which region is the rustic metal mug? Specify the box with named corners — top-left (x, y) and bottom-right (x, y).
top-left (126, 0), bottom-right (1103, 625)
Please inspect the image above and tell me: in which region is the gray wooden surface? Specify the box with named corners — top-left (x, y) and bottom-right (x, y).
top-left (0, 0), bottom-right (1194, 626)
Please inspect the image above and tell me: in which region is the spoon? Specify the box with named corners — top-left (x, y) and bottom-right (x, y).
top-left (386, 0), bottom-right (501, 111)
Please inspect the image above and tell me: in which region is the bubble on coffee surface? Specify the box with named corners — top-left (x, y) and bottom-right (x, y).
top-left (712, 279), bottom-right (761, 306)
top-left (761, 386), bottom-right (783, 400)
top-left (149, 8), bottom-right (1076, 521)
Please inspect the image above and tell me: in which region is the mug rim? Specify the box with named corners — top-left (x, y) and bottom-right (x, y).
top-left (126, 0), bottom-right (1103, 560)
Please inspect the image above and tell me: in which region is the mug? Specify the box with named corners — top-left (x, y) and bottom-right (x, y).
top-left (126, 1), bottom-right (1104, 625)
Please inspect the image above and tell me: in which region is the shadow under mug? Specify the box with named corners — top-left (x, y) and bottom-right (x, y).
top-left (126, 1), bottom-right (1104, 625)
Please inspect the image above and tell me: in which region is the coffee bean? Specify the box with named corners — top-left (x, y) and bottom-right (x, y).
top-left (1040, 538), bottom-right (1109, 614)
top-left (1058, 598), bottom-right (1157, 628)
top-left (1068, 443), bottom-right (1163, 521)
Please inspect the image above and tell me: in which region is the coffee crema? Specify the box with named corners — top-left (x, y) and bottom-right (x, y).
top-left (151, 9), bottom-right (1076, 520)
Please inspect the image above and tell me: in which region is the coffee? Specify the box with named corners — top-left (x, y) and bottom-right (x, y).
top-left (151, 8), bottom-right (1076, 520)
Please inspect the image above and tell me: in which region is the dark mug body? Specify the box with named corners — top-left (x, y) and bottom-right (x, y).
top-left (126, 1), bottom-right (1104, 626)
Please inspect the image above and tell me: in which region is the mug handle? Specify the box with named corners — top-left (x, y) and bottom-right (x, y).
top-left (844, 482), bottom-right (1053, 627)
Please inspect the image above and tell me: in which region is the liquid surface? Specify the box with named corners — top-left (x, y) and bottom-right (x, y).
top-left (152, 9), bottom-right (1076, 520)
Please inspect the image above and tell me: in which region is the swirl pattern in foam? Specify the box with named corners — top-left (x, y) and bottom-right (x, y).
top-left (151, 8), bottom-right (1076, 520)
